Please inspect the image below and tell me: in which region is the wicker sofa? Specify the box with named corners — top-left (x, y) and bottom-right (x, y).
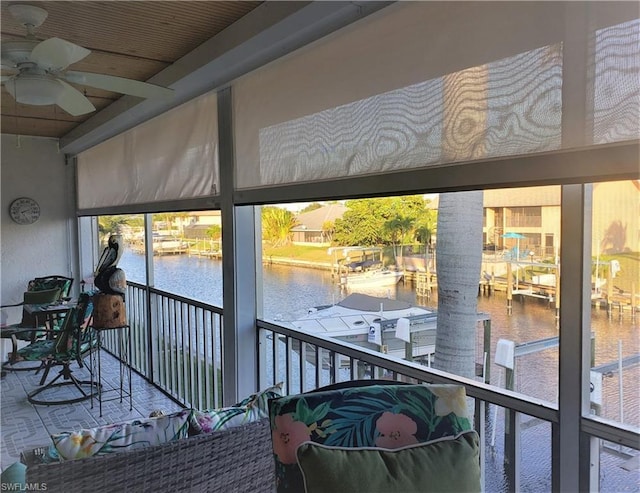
top-left (21, 419), bottom-right (274, 493)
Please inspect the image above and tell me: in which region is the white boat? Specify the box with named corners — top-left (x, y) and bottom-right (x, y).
top-left (290, 293), bottom-right (438, 361)
top-left (152, 234), bottom-right (188, 255)
top-left (328, 246), bottom-right (404, 289)
top-left (340, 268), bottom-right (404, 288)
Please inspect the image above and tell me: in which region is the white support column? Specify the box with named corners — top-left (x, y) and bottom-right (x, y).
top-left (219, 88), bottom-right (259, 405)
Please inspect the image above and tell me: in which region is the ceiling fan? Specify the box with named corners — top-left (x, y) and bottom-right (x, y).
top-left (1, 3), bottom-right (174, 116)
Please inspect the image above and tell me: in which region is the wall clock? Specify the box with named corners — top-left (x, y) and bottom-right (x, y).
top-left (9, 197), bottom-right (41, 225)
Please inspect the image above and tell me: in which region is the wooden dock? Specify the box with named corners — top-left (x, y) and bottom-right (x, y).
top-left (188, 248), bottom-right (222, 259)
top-left (405, 264), bottom-right (638, 321)
top-left (402, 271), bottom-right (437, 300)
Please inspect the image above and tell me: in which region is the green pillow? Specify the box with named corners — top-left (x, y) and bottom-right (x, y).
top-left (0, 461), bottom-right (26, 488)
top-left (296, 430), bottom-right (480, 493)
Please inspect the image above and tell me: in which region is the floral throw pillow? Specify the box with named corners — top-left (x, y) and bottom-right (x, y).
top-left (268, 383), bottom-right (472, 492)
top-left (51, 409), bottom-right (192, 460)
top-left (190, 383), bottom-right (283, 435)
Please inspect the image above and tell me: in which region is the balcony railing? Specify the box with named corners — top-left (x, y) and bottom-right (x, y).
top-left (103, 282), bottom-right (638, 492)
top-left (100, 281), bottom-right (223, 410)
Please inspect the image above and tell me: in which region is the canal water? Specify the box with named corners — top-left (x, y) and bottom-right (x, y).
top-left (119, 250), bottom-right (639, 491)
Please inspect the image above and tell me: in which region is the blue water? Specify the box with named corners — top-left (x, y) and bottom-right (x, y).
top-left (118, 250), bottom-right (639, 492)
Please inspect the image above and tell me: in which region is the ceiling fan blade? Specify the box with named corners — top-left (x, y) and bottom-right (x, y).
top-left (1, 63), bottom-right (19, 75)
top-left (30, 38), bottom-right (91, 72)
top-left (63, 71), bottom-right (174, 100)
top-left (56, 80), bottom-right (96, 116)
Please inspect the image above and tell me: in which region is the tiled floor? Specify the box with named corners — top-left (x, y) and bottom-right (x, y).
top-left (1, 350), bottom-right (183, 472)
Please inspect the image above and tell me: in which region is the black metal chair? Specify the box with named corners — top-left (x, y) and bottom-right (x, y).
top-left (12, 292), bottom-right (100, 405)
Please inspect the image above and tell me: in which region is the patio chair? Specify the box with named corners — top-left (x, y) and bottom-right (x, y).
top-left (1, 280), bottom-right (72, 372)
top-left (12, 292), bottom-right (100, 405)
top-left (27, 275), bottom-right (74, 299)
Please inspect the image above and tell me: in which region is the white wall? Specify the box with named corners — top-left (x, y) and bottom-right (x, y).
top-left (1, 134), bottom-right (77, 325)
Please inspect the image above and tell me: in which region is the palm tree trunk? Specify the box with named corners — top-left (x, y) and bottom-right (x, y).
top-left (433, 191), bottom-right (483, 379)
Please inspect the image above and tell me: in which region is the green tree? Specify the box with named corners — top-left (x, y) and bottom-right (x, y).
top-left (414, 207), bottom-right (437, 247)
top-left (299, 202), bottom-right (323, 214)
top-left (333, 195), bottom-right (431, 249)
top-left (152, 212), bottom-right (178, 233)
top-left (205, 224), bottom-right (222, 252)
top-left (206, 224), bottom-right (222, 241)
top-left (383, 216), bottom-right (414, 262)
top-left (98, 215), bottom-right (130, 236)
top-left (321, 220), bottom-right (335, 243)
top-left (333, 198), bottom-right (394, 246)
top-left (127, 216), bottom-right (144, 228)
top-left (262, 207), bottom-right (297, 246)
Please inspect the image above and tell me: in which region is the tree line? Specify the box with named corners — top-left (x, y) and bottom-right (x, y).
top-left (99, 196), bottom-right (437, 252)
top-left (262, 196), bottom-right (437, 249)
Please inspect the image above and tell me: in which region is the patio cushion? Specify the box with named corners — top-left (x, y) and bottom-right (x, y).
top-left (28, 278), bottom-right (72, 297)
top-left (51, 409), bottom-right (192, 460)
top-left (15, 340), bottom-right (55, 361)
top-left (268, 382), bottom-right (472, 492)
top-left (296, 430), bottom-right (480, 493)
top-left (190, 383), bottom-right (282, 435)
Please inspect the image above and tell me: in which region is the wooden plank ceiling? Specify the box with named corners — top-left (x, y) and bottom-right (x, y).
top-left (1, 1), bottom-right (261, 138)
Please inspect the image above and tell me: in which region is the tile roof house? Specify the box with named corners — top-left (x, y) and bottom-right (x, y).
top-left (291, 204), bottom-right (347, 245)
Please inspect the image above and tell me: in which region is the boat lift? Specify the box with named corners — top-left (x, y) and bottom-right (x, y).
top-left (492, 336), bottom-right (639, 481)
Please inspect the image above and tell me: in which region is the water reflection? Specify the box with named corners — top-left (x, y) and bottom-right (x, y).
top-left (120, 250), bottom-right (638, 422)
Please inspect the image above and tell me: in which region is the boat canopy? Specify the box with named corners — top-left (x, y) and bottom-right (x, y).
top-left (336, 293), bottom-right (413, 312)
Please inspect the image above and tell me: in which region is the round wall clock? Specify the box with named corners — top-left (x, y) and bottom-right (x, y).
top-left (9, 197), bottom-right (41, 225)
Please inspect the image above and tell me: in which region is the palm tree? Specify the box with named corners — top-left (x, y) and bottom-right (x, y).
top-left (383, 216), bottom-right (414, 265)
top-left (433, 192), bottom-right (483, 379)
top-left (321, 220), bottom-right (335, 243)
top-left (262, 207), bottom-right (297, 247)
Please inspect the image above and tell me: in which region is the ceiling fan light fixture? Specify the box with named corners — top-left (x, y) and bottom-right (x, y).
top-left (6, 74), bottom-right (64, 105)
top-left (7, 4), bottom-right (48, 29)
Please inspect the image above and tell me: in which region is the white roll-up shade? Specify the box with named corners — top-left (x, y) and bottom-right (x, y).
top-left (233, 2), bottom-right (639, 189)
top-left (77, 92), bottom-right (218, 211)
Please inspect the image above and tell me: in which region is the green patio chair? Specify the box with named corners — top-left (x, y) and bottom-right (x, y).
top-left (12, 292), bottom-right (99, 405)
top-left (1, 288), bottom-right (64, 372)
top-left (1, 275), bottom-right (73, 372)
top-left (27, 275), bottom-right (74, 299)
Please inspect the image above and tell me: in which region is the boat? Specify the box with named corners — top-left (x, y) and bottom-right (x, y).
top-left (290, 293), bottom-right (438, 362)
top-left (340, 268), bottom-right (404, 288)
top-left (328, 246), bottom-right (404, 289)
top-left (152, 234), bottom-right (188, 255)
